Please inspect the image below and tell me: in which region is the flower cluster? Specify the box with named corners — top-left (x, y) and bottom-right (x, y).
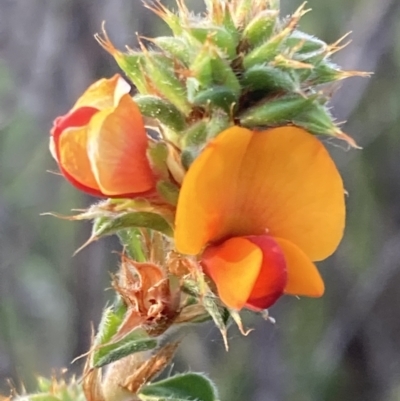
top-left (44, 0), bottom-right (363, 398)
top-left (50, 75), bottom-right (345, 312)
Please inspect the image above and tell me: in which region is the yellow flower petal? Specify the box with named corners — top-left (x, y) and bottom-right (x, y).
top-left (175, 127), bottom-right (252, 255)
top-left (87, 94), bottom-right (155, 196)
top-left (175, 126), bottom-right (345, 261)
top-left (202, 237), bottom-right (263, 310)
top-left (274, 237), bottom-right (325, 297)
top-left (58, 125), bottom-right (100, 191)
top-left (72, 74), bottom-right (130, 111)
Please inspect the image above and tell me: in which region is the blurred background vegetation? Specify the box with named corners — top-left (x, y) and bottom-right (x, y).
top-left (1, 0), bottom-right (400, 400)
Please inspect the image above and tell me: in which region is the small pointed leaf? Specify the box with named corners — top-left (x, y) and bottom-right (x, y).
top-left (95, 304), bottom-right (127, 348)
top-left (156, 181), bottom-right (180, 206)
top-left (202, 294), bottom-right (230, 350)
top-left (286, 30), bottom-right (327, 54)
top-left (118, 229), bottom-right (147, 262)
top-left (181, 121), bottom-right (208, 147)
top-left (92, 298), bottom-right (159, 368)
top-left (147, 142), bottom-right (169, 179)
top-left (135, 95), bottom-right (186, 132)
top-left (154, 36), bottom-right (193, 65)
top-left (139, 373), bottom-right (218, 401)
top-left (234, 0), bottom-right (253, 26)
top-left (242, 65), bottom-right (297, 93)
top-left (189, 26), bottom-right (238, 59)
top-left (292, 101), bottom-right (337, 136)
top-left (242, 10), bottom-right (278, 47)
top-left (190, 48), bottom-right (241, 95)
top-left (143, 56), bottom-right (190, 114)
top-left (239, 94), bottom-right (316, 127)
top-left (93, 330), bottom-right (158, 368)
top-left (93, 212), bottom-right (174, 239)
top-left (243, 33), bottom-right (287, 69)
top-left (192, 86), bottom-right (237, 114)
top-left (116, 52), bottom-right (149, 94)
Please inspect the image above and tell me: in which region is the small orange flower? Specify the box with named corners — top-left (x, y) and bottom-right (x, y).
top-left (50, 74), bottom-right (156, 197)
top-left (175, 126), bottom-right (345, 310)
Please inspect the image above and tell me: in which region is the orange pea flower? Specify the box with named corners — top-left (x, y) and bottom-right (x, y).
top-left (50, 74), bottom-right (156, 197)
top-left (175, 126), bottom-right (345, 311)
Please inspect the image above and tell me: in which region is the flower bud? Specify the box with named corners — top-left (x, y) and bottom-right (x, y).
top-left (50, 75), bottom-right (157, 197)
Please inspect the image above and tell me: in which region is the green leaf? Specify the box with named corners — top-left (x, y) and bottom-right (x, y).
top-left (242, 64), bottom-right (297, 93)
top-left (95, 305), bottom-right (127, 347)
top-left (156, 181), bottom-right (180, 206)
top-left (153, 5), bottom-right (183, 36)
top-left (147, 142), bottom-right (170, 179)
top-left (135, 95), bottom-right (186, 132)
top-left (115, 52), bottom-right (148, 94)
top-left (205, 111), bottom-right (231, 140)
top-left (93, 332), bottom-right (158, 368)
top-left (93, 211), bottom-right (174, 239)
top-left (242, 10), bottom-right (278, 47)
top-left (189, 26), bottom-right (238, 59)
top-left (243, 33), bottom-right (287, 69)
top-left (233, 0), bottom-right (253, 25)
top-left (192, 86), bottom-right (238, 114)
top-left (92, 302), bottom-right (158, 368)
top-left (139, 373), bottom-right (218, 401)
top-left (118, 228), bottom-right (146, 262)
top-left (189, 48), bottom-right (241, 95)
top-left (154, 36), bottom-right (193, 65)
top-left (143, 55), bottom-right (190, 114)
top-left (181, 121), bottom-right (208, 147)
top-left (286, 30), bottom-right (327, 54)
top-left (292, 101), bottom-right (338, 136)
top-left (202, 295), bottom-right (230, 349)
top-left (239, 94), bottom-right (316, 127)
top-left (181, 280), bottom-right (230, 348)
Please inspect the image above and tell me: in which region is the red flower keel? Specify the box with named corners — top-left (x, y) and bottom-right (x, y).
top-left (202, 235), bottom-right (287, 310)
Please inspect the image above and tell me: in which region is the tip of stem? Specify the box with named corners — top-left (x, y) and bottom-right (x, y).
top-left (336, 130), bottom-right (362, 149)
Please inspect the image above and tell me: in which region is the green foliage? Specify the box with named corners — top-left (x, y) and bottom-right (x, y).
top-left (91, 303), bottom-right (158, 368)
top-left (2, 0), bottom-right (400, 400)
top-left (93, 333), bottom-right (158, 368)
top-left (139, 373), bottom-right (218, 401)
top-left (239, 94), bottom-right (316, 127)
top-left (92, 211), bottom-right (174, 239)
top-left (97, 0), bottom-right (361, 156)
top-left (135, 95), bottom-right (187, 132)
